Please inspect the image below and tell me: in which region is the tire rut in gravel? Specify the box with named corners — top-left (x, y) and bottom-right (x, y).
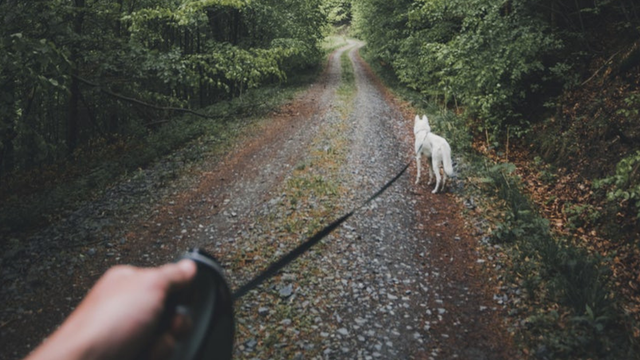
top-left (314, 41), bottom-right (434, 359)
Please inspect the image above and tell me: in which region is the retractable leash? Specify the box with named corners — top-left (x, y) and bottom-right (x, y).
top-left (165, 249), bottom-right (235, 360)
top-left (164, 160), bottom-right (412, 360)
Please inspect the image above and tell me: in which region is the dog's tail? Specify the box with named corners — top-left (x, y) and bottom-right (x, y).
top-left (443, 149), bottom-right (454, 177)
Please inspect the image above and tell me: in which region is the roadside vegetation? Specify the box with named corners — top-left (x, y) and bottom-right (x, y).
top-left (0, 0), bottom-right (340, 234)
top-left (352, 0), bottom-right (640, 358)
top-left (0, 81), bottom-right (315, 232)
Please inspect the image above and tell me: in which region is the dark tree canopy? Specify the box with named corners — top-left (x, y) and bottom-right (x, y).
top-left (0, 0), bottom-right (327, 177)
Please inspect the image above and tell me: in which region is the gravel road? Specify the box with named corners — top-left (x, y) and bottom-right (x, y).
top-left (1, 41), bottom-right (519, 360)
top-left (215, 41), bottom-right (434, 359)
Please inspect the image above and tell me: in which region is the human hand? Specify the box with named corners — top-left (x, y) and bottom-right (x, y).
top-left (25, 259), bottom-right (197, 360)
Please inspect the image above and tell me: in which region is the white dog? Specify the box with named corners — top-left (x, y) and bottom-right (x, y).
top-left (414, 115), bottom-right (454, 193)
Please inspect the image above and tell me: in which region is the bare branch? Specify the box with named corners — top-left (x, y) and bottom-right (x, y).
top-left (73, 75), bottom-right (214, 119)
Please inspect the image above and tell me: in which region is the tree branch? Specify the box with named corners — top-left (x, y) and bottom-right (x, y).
top-left (581, 50), bottom-right (621, 86)
top-left (73, 75), bottom-right (214, 119)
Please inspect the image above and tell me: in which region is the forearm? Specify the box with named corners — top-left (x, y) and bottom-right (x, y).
top-left (25, 320), bottom-right (96, 360)
top-left (22, 260), bottom-right (195, 360)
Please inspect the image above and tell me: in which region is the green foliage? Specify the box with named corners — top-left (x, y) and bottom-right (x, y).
top-left (533, 156), bottom-right (558, 184)
top-left (469, 158), bottom-right (634, 358)
top-left (354, 0), bottom-right (565, 139)
top-left (595, 150), bottom-right (640, 219)
top-left (617, 93), bottom-right (640, 119)
top-left (323, 0), bottom-right (353, 27)
top-left (353, 0), bottom-right (640, 141)
top-left (0, 75), bottom-right (316, 233)
top-left (0, 0), bottom-right (328, 179)
top-left (563, 202), bottom-right (601, 231)
top-left (352, 0), bottom-right (410, 66)
top-left (551, 247), bottom-right (612, 317)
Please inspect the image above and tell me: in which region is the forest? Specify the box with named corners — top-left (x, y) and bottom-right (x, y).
top-left (2, 0), bottom-right (640, 359)
top-left (0, 0), bottom-right (336, 231)
top-left (353, 0), bottom-right (640, 222)
top-left (0, 0), bottom-right (326, 174)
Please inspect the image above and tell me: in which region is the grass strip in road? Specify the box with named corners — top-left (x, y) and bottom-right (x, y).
top-left (336, 46), bottom-right (357, 118)
top-left (230, 50), bottom-right (357, 359)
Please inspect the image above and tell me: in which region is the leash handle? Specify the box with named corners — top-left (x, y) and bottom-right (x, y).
top-left (164, 249), bottom-right (235, 360)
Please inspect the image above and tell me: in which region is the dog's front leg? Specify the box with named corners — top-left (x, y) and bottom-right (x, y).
top-left (427, 159), bottom-right (435, 186)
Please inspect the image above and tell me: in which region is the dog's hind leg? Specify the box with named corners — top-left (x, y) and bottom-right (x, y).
top-left (431, 158), bottom-right (442, 194)
top-left (427, 160), bottom-right (435, 186)
top-left (441, 168), bottom-right (447, 192)
top-left (415, 152), bottom-right (421, 185)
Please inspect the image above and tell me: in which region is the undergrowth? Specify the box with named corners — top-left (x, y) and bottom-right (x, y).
top-left (0, 67), bottom-right (323, 236)
top-left (477, 161), bottom-right (634, 359)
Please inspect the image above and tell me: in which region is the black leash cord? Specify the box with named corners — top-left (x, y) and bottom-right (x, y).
top-left (232, 161), bottom-right (411, 300)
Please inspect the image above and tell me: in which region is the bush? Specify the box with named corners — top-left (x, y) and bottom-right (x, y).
top-left (355, 0), bottom-right (566, 141)
top-left (595, 150), bottom-right (640, 219)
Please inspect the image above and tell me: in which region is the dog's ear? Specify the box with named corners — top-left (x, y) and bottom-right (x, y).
top-left (415, 115), bottom-right (420, 122)
top-left (423, 115), bottom-right (429, 124)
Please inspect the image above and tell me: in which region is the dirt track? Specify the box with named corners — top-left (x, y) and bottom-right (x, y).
top-left (1, 41), bottom-right (520, 359)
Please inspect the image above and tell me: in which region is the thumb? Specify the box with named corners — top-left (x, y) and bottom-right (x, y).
top-left (160, 259), bottom-right (197, 290)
